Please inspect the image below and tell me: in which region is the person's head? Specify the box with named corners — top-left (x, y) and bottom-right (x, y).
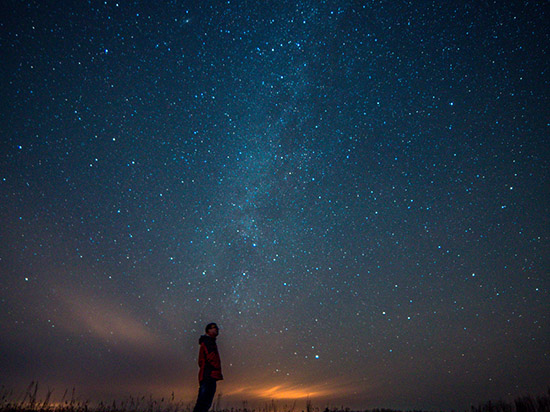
top-left (205, 322), bottom-right (219, 337)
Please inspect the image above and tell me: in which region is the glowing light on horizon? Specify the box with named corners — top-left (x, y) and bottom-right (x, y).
top-left (225, 382), bottom-right (343, 401)
top-left (258, 387), bottom-right (324, 399)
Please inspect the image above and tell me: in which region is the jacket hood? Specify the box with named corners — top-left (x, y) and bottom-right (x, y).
top-left (199, 334), bottom-right (216, 344)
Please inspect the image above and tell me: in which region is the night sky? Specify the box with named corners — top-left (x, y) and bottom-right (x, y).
top-left (1, 1), bottom-right (548, 411)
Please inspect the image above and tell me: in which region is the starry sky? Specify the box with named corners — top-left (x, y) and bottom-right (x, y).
top-left (1, 1), bottom-right (548, 411)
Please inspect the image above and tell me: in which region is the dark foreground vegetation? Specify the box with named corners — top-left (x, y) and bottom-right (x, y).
top-left (1, 383), bottom-right (549, 412)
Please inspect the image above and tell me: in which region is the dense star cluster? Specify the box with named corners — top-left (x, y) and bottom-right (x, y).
top-left (1, 1), bottom-right (548, 411)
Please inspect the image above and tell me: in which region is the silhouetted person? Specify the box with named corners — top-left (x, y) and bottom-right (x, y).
top-left (192, 322), bottom-right (223, 412)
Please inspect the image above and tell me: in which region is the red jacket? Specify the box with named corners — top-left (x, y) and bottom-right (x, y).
top-left (197, 335), bottom-right (223, 382)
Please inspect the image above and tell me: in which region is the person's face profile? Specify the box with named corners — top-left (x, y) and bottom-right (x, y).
top-left (208, 324), bottom-right (219, 336)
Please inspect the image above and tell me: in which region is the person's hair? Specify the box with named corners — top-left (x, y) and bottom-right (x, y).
top-left (205, 322), bottom-right (218, 333)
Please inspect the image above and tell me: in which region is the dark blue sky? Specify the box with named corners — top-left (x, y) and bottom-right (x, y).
top-left (1, 1), bottom-right (548, 411)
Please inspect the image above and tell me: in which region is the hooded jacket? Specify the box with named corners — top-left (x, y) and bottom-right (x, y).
top-left (197, 334), bottom-right (223, 382)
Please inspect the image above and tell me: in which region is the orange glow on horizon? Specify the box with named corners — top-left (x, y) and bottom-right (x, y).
top-left (223, 380), bottom-right (351, 402)
top-left (255, 385), bottom-right (327, 399)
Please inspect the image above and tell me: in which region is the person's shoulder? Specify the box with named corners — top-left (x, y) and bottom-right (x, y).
top-left (200, 335), bottom-right (218, 350)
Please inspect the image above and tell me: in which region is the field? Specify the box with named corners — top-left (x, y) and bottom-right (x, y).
top-left (1, 383), bottom-right (549, 412)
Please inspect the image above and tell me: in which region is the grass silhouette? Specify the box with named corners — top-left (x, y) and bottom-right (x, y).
top-left (1, 383), bottom-right (549, 412)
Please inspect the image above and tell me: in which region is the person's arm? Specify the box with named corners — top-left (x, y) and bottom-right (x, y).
top-left (206, 350), bottom-right (221, 369)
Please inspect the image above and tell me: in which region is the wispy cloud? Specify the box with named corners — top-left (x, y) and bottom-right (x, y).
top-left (56, 288), bottom-right (162, 350)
